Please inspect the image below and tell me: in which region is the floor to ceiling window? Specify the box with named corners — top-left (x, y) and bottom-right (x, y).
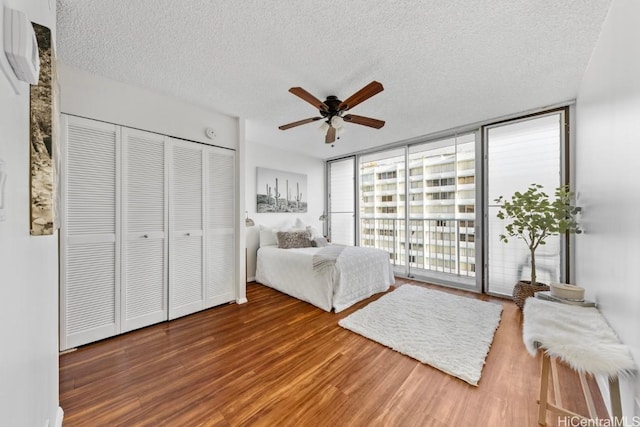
top-left (485, 110), bottom-right (566, 296)
top-left (359, 148), bottom-right (406, 274)
top-left (326, 107), bottom-right (568, 295)
top-left (327, 157), bottom-right (355, 246)
top-left (356, 136), bottom-right (479, 290)
top-left (406, 133), bottom-right (478, 289)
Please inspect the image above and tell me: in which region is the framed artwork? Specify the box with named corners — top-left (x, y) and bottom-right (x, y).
top-left (256, 167), bottom-right (307, 213)
top-left (30, 23), bottom-right (57, 235)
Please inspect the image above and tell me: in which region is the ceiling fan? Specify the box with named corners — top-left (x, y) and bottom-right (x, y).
top-left (278, 81), bottom-right (385, 144)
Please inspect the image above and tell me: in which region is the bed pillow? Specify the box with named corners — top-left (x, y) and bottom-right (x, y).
top-left (294, 218), bottom-right (307, 230)
top-left (259, 225), bottom-right (278, 247)
top-left (306, 225), bottom-right (324, 239)
top-left (276, 230), bottom-right (313, 249)
top-left (312, 237), bottom-right (329, 247)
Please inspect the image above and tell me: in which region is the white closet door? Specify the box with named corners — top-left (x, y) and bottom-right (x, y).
top-left (205, 147), bottom-right (236, 307)
top-left (121, 128), bottom-right (168, 331)
top-left (60, 115), bottom-right (120, 350)
top-left (169, 139), bottom-right (205, 319)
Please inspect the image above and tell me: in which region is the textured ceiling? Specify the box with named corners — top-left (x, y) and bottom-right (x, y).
top-left (56, 0), bottom-right (611, 159)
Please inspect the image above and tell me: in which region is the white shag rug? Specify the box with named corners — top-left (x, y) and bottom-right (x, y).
top-left (339, 284), bottom-right (503, 386)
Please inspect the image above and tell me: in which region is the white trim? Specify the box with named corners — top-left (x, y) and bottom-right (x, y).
top-left (236, 117), bottom-right (247, 303)
top-left (201, 143), bottom-right (206, 306)
top-left (59, 114), bottom-right (69, 351)
top-left (119, 126), bottom-right (127, 331)
top-left (114, 123), bottom-right (122, 335)
top-left (54, 406), bottom-right (64, 427)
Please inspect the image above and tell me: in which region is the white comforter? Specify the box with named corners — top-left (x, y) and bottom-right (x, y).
top-left (255, 245), bottom-right (394, 312)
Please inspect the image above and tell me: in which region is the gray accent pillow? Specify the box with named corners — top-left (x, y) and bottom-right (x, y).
top-left (276, 230), bottom-right (313, 249)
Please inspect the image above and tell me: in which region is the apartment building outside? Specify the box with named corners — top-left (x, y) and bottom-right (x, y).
top-left (359, 134), bottom-right (476, 281)
top-left (327, 112), bottom-right (565, 296)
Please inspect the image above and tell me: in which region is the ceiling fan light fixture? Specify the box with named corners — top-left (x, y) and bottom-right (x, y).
top-left (319, 122), bottom-right (330, 132)
top-left (279, 81), bottom-right (384, 143)
top-left (330, 115), bottom-right (345, 129)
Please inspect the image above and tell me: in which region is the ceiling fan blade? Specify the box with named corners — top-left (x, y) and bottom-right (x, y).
top-left (325, 126), bottom-right (336, 144)
top-left (343, 114), bottom-right (385, 129)
top-left (338, 81), bottom-right (384, 111)
top-left (278, 117), bottom-right (323, 130)
top-left (289, 87), bottom-right (329, 111)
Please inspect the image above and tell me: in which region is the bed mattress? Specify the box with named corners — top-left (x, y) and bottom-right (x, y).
top-left (256, 245), bottom-right (394, 312)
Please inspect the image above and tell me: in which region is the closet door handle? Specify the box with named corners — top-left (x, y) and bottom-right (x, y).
top-left (142, 234), bottom-right (149, 238)
top-left (185, 232), bottom-right (191, 236)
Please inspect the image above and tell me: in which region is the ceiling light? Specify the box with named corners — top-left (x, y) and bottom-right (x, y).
top-left (331, 116), bottom-right (344, 129)
top-left (319, 122), bottom-right (330, 132)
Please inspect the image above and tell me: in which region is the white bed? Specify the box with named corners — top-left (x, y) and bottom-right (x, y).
top-left (256, 245), bottom-right (394, 312)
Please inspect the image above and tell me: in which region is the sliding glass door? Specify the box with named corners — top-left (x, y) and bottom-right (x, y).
top-left (406, 133), bottom-right (479, 289)
top-left (485, 110), bottom-right (567, 296)
top-left (359, 148), bottom-right (406, 275)
top-left (325, 108), bottom-right (568, 295)
top-left (357, 135), bottom-right (481, 291)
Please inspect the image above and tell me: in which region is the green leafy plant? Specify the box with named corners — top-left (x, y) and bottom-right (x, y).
top-left (495, 184), bottom-right (581, 286)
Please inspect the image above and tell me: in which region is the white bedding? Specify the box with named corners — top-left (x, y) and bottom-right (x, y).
top-left (256, 245), bottom-right (394, 312)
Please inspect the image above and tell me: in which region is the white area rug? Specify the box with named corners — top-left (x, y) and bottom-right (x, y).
top-left (339, 284), bottom-right (503, 386)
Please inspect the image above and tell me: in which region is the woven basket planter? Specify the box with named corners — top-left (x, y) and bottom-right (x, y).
top-left (513, 281), bottom-right (550, 309)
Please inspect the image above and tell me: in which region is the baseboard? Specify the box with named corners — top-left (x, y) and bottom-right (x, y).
top-left (237, 297), bottom-right (248, 304)
top-left (247, 276), bottom-right (256, 282)
top-left (55, 407), bottom-right (64, 427)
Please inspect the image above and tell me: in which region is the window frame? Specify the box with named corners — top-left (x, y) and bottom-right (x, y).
top-left (325, 105), bottom-right (571, 295)
top-left (482, 106), bottom-right (570, 296)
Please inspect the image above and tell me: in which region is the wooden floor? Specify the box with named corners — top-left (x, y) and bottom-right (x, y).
top-left (60, 279), bottom-right (608, 426)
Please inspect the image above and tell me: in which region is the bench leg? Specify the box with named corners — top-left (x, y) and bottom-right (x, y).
top-left (538, 353), bottom-right (551, 425)
top-left (609, 376), bottom-right (622, 422)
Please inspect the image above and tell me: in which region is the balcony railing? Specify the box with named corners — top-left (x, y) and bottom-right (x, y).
top-left (359, 217), bottom-right (476, 278)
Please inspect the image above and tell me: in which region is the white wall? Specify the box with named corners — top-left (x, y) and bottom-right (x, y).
top-left (58, 63), bottom-right (238, 149)
top-left (575, 0), bottom-right (640, 417)
top-left (0, 1), bottom-right (60, 426)
top-left (245, 141), bottom-right (325, 279)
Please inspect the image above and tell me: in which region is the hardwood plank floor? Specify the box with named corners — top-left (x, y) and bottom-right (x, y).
top-left (59, 279), bottom-right (608, 426)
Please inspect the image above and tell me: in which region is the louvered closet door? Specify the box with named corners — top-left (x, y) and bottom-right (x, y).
top-left (121, 128), bottom-right (168, 331)
top-left (205, 147), bottom-right (236, 308)
top-left (169, 139), bottom-right (205, 319)
top-left (60, 115), bottom-right (120, 350)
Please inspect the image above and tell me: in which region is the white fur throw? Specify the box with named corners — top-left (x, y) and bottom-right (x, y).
top-left (523, 298), bottom-right (635, 377)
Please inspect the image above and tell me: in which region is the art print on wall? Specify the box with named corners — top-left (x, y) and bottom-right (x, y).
top-left (256, 167), bottom-right (307, 213)
top-left (30, 23), bottom-right (57, 235)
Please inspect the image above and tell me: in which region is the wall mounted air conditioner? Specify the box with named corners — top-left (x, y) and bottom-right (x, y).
top-left (3, 6), bottom-right (40, 85)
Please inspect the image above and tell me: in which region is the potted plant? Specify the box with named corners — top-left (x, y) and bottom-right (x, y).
top-left (494, 184), bottom-right (581, 308)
